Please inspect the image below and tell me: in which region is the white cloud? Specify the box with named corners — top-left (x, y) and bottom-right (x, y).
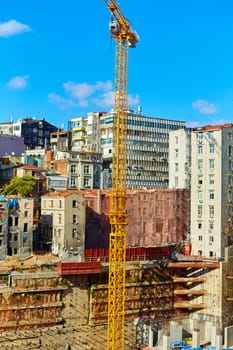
top-left (129, 94), bottom-right (140, 107)
top-left (63, 80), bottom-right (113, 102)
top-left (63, 81), bottom-right (96, 100)
top-left (92, 91), bottom-right (114, 108)
top-left (192, 99), bottom-right (217, 115)
top-left (0, 20), bottom-right (31, 37)
top-left (6, 75), bottom-right (29, 89)
top-left (48, 93), bottom-right (79, 109)
top-left (50, 79), bottom-right (139, 110)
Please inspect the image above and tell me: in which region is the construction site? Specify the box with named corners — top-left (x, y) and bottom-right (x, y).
top-left (0, 244), bottom-right (232, 350)
top-left (0, 1), bottom-right (233, 350)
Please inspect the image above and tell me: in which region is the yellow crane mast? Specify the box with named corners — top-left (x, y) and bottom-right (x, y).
top-left (104, 1), bottom-right (139, 349)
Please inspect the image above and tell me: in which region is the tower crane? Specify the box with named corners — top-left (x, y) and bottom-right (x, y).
top-left (104, 1), bottom-right (139, 349)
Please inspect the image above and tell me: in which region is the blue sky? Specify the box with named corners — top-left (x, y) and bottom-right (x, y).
top-left (1, 0), bottom-right (233, 129)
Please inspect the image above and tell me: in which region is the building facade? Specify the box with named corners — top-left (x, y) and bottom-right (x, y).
top-left (0, 197), bottom-right (33, 260)
top-left (41, 191), bottom-right (86, 259)
top-left (190, 124), bottom-right (233, 258)
top-left (70, 109), bottom-right (186, 189)
top-left (169, 128), bottom-right (191, 189)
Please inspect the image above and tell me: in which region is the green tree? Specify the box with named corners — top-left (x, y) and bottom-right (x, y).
top-left (0, 176), bottom-right (36, 197)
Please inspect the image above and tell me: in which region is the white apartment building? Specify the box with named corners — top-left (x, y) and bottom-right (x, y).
top-left (190, 124), bottom-right (233, 258)
top-left (41, 191), bottom-right (86, 259)
top-left (70, 116), bottom-right (87, 152)
top-left (169, 128), bottom-right (191, 189)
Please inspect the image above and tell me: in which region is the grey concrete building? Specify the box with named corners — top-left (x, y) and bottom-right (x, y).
top-left (0, 196), bottom-right (33, 260)
top-left (69, 109), bottom-right (186, 189)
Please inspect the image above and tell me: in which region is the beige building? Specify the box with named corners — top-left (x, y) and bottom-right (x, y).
top-left (167, 123), bottom-right (233, 346)
top-left (169, 128), bottom-right (191, 189)
top-left (41, 190), bottom-right (86, 259)
top-left (190, 124), bottom-right (233, 258)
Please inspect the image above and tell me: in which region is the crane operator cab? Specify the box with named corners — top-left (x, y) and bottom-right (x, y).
top-left (109, 17), bottom-right (120, 36)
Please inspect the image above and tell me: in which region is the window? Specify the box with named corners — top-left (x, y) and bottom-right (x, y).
top-left (58, 214), bottom-right (62, 224)
top-left (198, 222), bottom-right (202, 229)
top-left (70, 178), bottom-right (76, 187)
top-left (49, 200), bottom-right (53, 208)
top-left (209, 175), bottom-right (215, 185)
top-left (198, 177), bottom-right (203, 185)
top-left (175, 177), bottom-right (178, 187)
top-left (198, 191), bottom-right (203, 201)
top-left (209, 251), bottom-right (214, 257)
top-left (198, 206), bottom-right (202, 218)
top-left (198, 145), bottom-right (203, 154)
top-left (71, 164), bottom-right (76, 174)
top-left (24, 211), bottom-right (28, 217)
top-left (209, 235), bottom-right (214, 242)
top-left (198, 250), bottom-right (202, 256)
top-left (0, 226), bottom-right (2, 233)
top-left (175, 163), bottom-right (178, 172)
top-left (198, 235), bottom-right (203, 241)
top-left (197, 133), bottom-right (203, 140)
top-left (8, 217), bottom-right (12, 226)
top-left (83, 177), bottom-right (90, 187)
top-left (15, 217), bottom-right (19, 226)
top-left (209, 144), bottom-right (215, 154)
top-left (209, 159), bottom-right (215, 169)
top-left (175, 149), bottom-right (178, 158)
top-left (73, 200), bottom-right (78, 208)
top-left (209, 206), bottom-right (214, 218)
top-left (209, 222), bottom-right (214, 230)
top-left (23, 223), bottom-right (28, 233)
top-left (209, 190), bottom-right (215, 200)
top-left (208, 131), bottom-right (214, 139)
top-left (198, 159), bottom-right (203, 170)
top-left (84, 165), bottom-right (90, 174)
top-left (73, 215), bottom-right (78, 224)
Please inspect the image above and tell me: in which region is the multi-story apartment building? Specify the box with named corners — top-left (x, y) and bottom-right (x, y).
top-left (71, 109), bottom-right (185, 189)
top-left (169, 128), bottom-right (191, 189)
top-left (68, 151), bottom-right (102, 190)
top-left (190, 124), bottom-right (233, 258)
top-left (87, 112), bottom-right (105, 152)
top-left (0, 121), bottom-right (13, 135)
top-left (70, 116), bottom-right (88, 152)
top-left (50, 129), bottom-right (71, 152)
top-left (41, 190), bottom-right (86, 259)
top-left (167, 123), bottom-right (233, 347)
top-left (0, 118), bottom-right (58, 149)
top-left (99, 110), bottom-right (186, 188)
top-left (0, 197), bottom-right (33, 260)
